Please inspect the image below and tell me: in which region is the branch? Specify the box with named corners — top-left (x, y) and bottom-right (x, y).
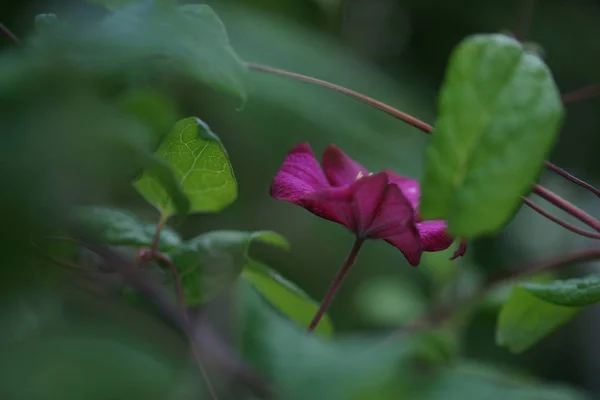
top-left (562, 82), bottom-right (600, 105)
top-left (521, 197), bottom-right (600, 239)
top-left (55, 231), bottom-right (272, 399)
top-left (532, 184), bottom-right (600, 233)
top-left (544, 161), bottom-right (600, 197)
top-left (0, 22), bottom-right (19, 46)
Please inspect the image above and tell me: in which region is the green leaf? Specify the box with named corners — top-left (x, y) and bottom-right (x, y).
top-left (99, 1), bottom-right (247, 99)
top-left (242, 259), bottom-right (333, 336)
top-left (522, 274), bottom-right (600, 307)
top-left (86, 0), bottom-right (144, 11)
top-left (408, 361), bottom-right (588, 400)
top-left (496, 286), bottom-right (579, 354)
top-left (420, 34), bottom-right (564, 237)
top-left (168, 230), bottom-right (288, 306)
top-left (71, 206), bottom-right (181, 251)
top-left (236, 279), bottom-right (414, 400)
top-left (134, 117), bottom-right (236, 217)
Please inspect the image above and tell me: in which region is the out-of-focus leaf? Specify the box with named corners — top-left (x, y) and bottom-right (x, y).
top-left (242, 259), bottom-right (333, 336)
top-left (420, 33), bottom-right (563, 237)
top-left (496, 287), bottom-right (579, 354)
top-left (169, 230), bottom-right (288, 306)
top-left (86, 0), bottom-right (145, 11)
top-left (71, 206), bottom-right (181, 251)
top-left (355, 277), bottom-right (426, 327)
top-left (522, 274), bottom-right (600, 307)
top-left (236, 279), bottom-right (414, 400)
top-left (99, 1), bottom-right (247, 99)
top-left (134, 117), bottom-right (236, 217)
top-left (407, 361), bottom-right (588, 400)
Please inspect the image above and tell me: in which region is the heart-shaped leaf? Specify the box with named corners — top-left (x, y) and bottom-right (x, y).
top-left (134, 117), bottom-right (236, 217)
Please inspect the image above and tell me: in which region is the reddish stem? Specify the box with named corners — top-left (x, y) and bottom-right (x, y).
top-left (532, 184), bottom-right (600, 233)
top-left (245, 62), bottom-right (434, 134)
top-left (308, 238), bottom-right (364, 332)
top-left (153, 252), bottom-right (186, 311)
top-left (521, 197), bottom-right (600, 240)
top-left (562, 82), bottom-right (600, 104)
top-left (0, 22), bottom-right (19, 45)
top-left (544, 161), bottom-right (600, 197)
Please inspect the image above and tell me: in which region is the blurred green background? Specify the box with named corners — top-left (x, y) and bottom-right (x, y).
top-left (2, 0), bottom-right (600, 397)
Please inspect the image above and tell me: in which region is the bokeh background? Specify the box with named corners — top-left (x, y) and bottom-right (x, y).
top-left (2, 0), bottom-right (600, 397)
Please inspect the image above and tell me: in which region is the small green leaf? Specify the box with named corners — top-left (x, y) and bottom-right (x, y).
top-left (134, 117), bottom-right (236, 217)
top-left (242, 260), bottom-right (333, 336)
top-left (496, 286), bottom-right (579, 354)
top-left (71, 206), bottom-right (181, 251)
top-left (420, 33), bottom-right (563, 237)
top-left (522, 274), bottom-right (600, 307)
top-left (168, 230), bottom-right (288, 306)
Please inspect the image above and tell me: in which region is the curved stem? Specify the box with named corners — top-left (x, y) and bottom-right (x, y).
top-left (562, 82), bottom-right (600, 104)
top-left (544, 161), bottom-right (600, 197)
top-left (308, 238), bottom-right (364, 332)
top-left (245, 62), bottom-right (434, 134)
top-left (521, 197), bottom-right (600, 239)
top-left (150, 213), bottom-right (169, 255)
top-left (532, 184), bottom-right (600, 233)
top-left (0, 22), bottom-right (19, 45)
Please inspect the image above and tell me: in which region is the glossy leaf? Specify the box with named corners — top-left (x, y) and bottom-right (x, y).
top-left (100, 1), bottom-right (247, 99)
top-left (496, 287), bottom-right (579, 354)
top-left (236, 279), bottom-right (414, 400)
top-left (134, 117), bottom-right (236, 217)
top-left (420, 34), bottom-right (564, 237)
top-left (242, 259), bottom-right (333, 336)
top-left (72, 206), bottom-right (182, 251)
top-left (522, 274), bottom-right (600, 307)
top-left (168, 230), bottom-right (288, 306)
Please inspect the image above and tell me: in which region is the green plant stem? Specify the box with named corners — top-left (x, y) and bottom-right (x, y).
top-left (308, 238), bottom-right (364, 332)
top-left (150, 213), bottom-right (169, 255)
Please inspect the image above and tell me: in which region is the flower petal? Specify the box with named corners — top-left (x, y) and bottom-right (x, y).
top-left (302, 172), bottom-right (389, 234)
top-left (384, 170), bottom-right (421, 218)
top-left (416, 220), bottom-right (455, 252)
top-left (270, 143), bottom-right (341, 223)
top-left (322, 144), bottom-right (369, 187)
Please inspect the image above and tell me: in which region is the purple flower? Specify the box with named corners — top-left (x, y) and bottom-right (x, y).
top-left (270, 143), bottom-right (466, 266)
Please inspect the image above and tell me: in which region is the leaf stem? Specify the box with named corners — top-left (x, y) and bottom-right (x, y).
top-left (532, 184), bottom-right (600, 233)
top-left (150, 213), bottom-right (169, 255)
top-left (308, 238), bottom-right (364, 332)
top-left (512, 0), bottom-right (537, 41)
top-left (0, 22), bottom-right (19, 45)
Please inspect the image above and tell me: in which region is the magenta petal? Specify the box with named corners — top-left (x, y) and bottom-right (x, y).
top-left (384, 170), bottom-right (421, 217)
top-left (416, 220), bottom-right (455, 252)
top-left (303, 172), bottom-right (388, 234)
top-left (322, 144), bottom-right (369, 187)
top-left (450, 239), bottom-right (468, 260)
top-left (270, 143), bottom-right (341, 223)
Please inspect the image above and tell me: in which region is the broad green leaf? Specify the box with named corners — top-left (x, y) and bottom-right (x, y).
top-left (236, 279), bottom-right (414, 400)
top-left (168, 230), bottom-right (288, 306)
top-left (134, 117), bottom-right (236, 217)
top-left (522, 274), bottom-right (600, 307)
top-left (496, 286), bottom-right (579, 354)
top-left (420, 34), bottom-right (564, 237)
top-left (407, 361), bottom-right (588, 400)
top-left (242, 259), bottom-right (333, 336)
top-left (100, 1), bottom-right (246, 99)
top-left (71, 206), bottom-right (181, 251)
